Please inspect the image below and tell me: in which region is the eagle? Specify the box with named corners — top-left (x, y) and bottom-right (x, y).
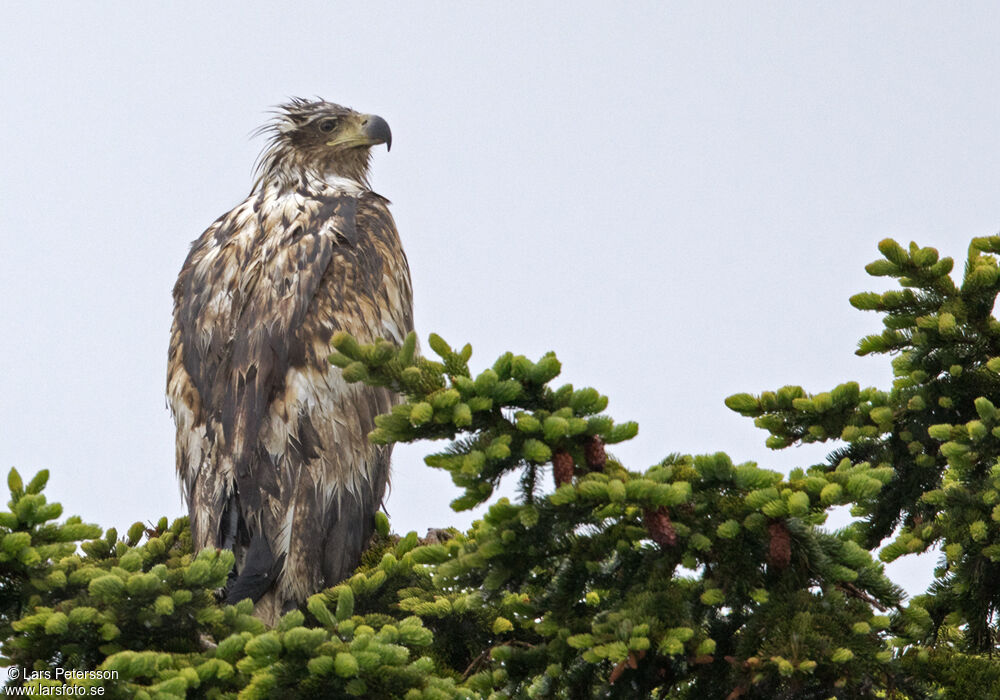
top-left (166, 99), bottom-right (413, 624)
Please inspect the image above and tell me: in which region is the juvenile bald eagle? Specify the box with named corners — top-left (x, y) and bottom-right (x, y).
top-left (167, 99), bottom-right (412, 623)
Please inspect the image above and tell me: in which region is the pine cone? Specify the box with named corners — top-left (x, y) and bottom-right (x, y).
top-left (584, 436), bottom-right (607, 469)
top-left (767, 521), bottom-right (791, 569)
top-left (644, 507), bottom-right (677, 547)
top-left (608, 651), bottom-right (643, 684)
top-left (552, 450), bottom-right (575, 487)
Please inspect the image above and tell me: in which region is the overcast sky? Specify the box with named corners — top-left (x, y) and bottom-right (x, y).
top-left (3, 3), bottom-right (999, 597)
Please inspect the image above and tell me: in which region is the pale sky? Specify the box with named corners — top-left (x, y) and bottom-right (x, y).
top-left (3, 3), bottom-right (999, 597)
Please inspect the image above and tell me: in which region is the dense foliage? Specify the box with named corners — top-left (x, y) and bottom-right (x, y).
top-left (4, 235), bottom-right (1000, 698)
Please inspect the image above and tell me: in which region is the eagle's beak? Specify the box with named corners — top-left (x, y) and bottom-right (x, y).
top-left (361, 114), bottom-right (392, 152)
top-left (327, 114), bottom-right (392, 152)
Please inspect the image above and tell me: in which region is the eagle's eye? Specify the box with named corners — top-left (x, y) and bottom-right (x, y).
top-left (318, 119), bottom-right (338, 133)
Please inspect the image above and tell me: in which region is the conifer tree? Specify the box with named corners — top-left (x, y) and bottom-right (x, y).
top-left (4, 234), bottom-right (1000, 697)
top-left (323, 331), bottom-right (910, 698)
top-left (726, 236), bottom-right (1000, 657)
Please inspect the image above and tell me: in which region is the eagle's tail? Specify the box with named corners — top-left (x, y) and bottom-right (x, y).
top-left (226, 534), bottom-right (285, 605)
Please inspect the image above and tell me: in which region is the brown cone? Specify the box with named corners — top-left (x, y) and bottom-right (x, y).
top-left (552, 450), bottom-right (575, 487)
top-left (644, 507), bottom-right (677, 547)
top-left (767, 521), bottom-right (791, 569)
top-left (584, 436), bottom-right (607, 469)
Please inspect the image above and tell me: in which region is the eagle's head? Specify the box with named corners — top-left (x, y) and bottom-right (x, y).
top-left (254, 98), bottom-right (392, 189)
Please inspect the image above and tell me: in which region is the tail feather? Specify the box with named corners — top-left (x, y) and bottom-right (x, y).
top-left (226, 534), bottom-right (285, 605)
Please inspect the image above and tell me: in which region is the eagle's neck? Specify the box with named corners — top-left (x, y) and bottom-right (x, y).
top-left (255, 167), bottom-right (368, 196)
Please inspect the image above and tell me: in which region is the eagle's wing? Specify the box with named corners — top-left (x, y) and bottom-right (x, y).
top-left (168, 188), bottom-right (412, 611)
top-left (259, 192), bottom-right (413, 608)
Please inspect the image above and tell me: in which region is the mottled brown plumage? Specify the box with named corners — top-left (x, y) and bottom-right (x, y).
top-left (167, 99), bottom-right (412, 623)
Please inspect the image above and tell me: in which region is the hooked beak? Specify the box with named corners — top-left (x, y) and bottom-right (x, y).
top-left (326, 114), bottom-right (392, 152)
top-left (361, 114), bottom-right (392, 152)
